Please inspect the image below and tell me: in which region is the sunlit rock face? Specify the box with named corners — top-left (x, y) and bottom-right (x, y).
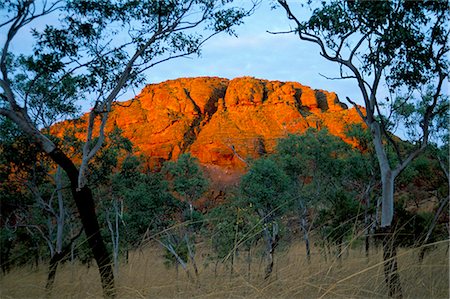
top-left (52, 76), bottom-right (364, 170)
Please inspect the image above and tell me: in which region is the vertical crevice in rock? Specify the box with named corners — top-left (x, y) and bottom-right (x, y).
top-left (314, 90), bottom-right (329, 112)
top-left (262, 84), bottom-right (269, 103)
top-left (178, 88), bottom-right (202, 154)
top-left (255, 136), bottom-right (266, 156)
top-left (293, 88), bottom-right (303, 108)
top-left (204, 84), bottom-right (228, 117)
top-left (295, 88), bottom-right (312, 119)
top-left (180, 86), bottom-right (226, 153)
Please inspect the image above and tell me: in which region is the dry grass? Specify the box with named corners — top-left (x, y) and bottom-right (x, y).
top-left (1, 240), bottom-right (448, 299)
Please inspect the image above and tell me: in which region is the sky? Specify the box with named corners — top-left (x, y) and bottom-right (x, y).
top-left (146, 1), bottom-right (362, 105)
top-left (2, 1), bottom-right (378, 109)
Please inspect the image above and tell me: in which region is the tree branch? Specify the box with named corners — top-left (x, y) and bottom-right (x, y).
top-left (346, 97), bottom-right (367, 123)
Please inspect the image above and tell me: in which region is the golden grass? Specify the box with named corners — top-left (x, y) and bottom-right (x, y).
top-left (1, 240), bottom-right (448, 298)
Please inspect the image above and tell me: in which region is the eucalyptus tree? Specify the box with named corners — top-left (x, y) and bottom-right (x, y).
top-left (207, 198), bottom-right (261, 278)
top-left (0, 0), bottom-right (255, 296)
top-left (240, 157), bottom-right (291, 279)
top-left (277, 0), bottom-right (448, 229)
top-left (0, 118), bottom-right (82, 291)
top-left (276, 1), bottom-right (449, 296)
top-left (162, 153), bottom-right (209, 279)
top-left (106, 155), bottom-right (181, 276)
top-left (275, 129), bottom-right (369, 261)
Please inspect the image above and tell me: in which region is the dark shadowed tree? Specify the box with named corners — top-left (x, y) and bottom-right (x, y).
top-left (0, 117), bottom-right (83, 291)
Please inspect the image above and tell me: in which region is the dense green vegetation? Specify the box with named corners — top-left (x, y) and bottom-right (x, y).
top-left (1, 123), bottom-right (448, 295)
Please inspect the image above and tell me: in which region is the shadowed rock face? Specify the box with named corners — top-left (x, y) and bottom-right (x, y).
top-left (52, 76), bottom-right (363, 170)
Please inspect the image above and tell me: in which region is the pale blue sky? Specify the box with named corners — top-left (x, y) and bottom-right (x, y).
top-left (147, 1), bottom-right (362, 105)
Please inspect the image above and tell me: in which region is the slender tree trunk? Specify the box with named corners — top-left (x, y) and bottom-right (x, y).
top-left (262, 226), bottom-right (273, 279)
top-left (230, 253), bottom-right (234, 279)
top-left (263, 222), bottom-right (279, 280)
top-left (184, 234), bottom-right (199, 281)
top-left (382, 226), bottom-right (403, 298)
top-left (372, 122), bottom-right (395, 228)
top-left (337, 236), bottom-right (343, 260)
top-left (106, 198), bottom-right (121, 278)
top-left (45, 253), bottom-right (60, 294)
top-left (378, 165), bottom-right (403, 298)
top-left (214, 260), bottom-right (218, 278)
top-left (114, 202), bottom-right (119, 276)
top-left (45, 167), bottom-right (65, 295)
top-left (300, 208), bottom-right (311, 263)
top-left (49, 148), bottom-right (115, 298)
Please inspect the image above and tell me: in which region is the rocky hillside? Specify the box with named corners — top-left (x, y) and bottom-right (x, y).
top-left (53, 76), bottom-right (364, 170)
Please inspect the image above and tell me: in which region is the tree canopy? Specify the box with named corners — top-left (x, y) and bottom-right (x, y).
top-left (277, 0), bottom-right (449, 228)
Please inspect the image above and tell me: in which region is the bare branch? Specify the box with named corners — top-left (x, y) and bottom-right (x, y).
top-left (319, 73), bottom-right (357, 81)
top-left (347, 32), bottom-right (369, 64)
top-left (228, 144), bottom-right (248, 166)
top-left (266, 29), bottom-right (296, 35)
top-left (346, 96), bottom-right (366, 123)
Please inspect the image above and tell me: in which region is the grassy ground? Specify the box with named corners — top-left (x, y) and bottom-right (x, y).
top-left (1, 240), bottom-right (448, 298)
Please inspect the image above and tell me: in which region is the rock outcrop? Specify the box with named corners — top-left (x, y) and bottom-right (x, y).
top-left (53, 76), bottom-right (364, 170)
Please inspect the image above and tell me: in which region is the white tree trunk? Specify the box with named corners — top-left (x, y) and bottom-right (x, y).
top-left (381, 170), bottom-right (395, 227)
top-left (371, 122), bottom-right (395, 227)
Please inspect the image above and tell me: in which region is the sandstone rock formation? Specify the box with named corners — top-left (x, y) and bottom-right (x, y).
top-left (53, 76), bottom-right (364, 171)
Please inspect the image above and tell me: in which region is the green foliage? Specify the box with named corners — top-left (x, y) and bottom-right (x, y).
top-left (345, 124), bottom-right (372, 152)
top-left (275, 129), bottom-right (370, 245)
top-left (391, 90), bottom-right (449, 142)
top-left (90, 126), bottom-right (134, 185)
top-left (109, 156), bottom-right (180, 247)
top-left (276, 129), bottom-right (370, 199)
top-left (240, 158), bottom-right (291, 217)
top-left (163, 153), bottom-right (208, 205)
top-left (301, 1), bottom-right (449, 90)
top-left (207, 200), bottom-right (261, 261)
top-left (317, 190), bottom-right (360, 245)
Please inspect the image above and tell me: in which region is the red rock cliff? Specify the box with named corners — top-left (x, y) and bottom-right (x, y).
top-left (53, 76), bottom-right (364, 170)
